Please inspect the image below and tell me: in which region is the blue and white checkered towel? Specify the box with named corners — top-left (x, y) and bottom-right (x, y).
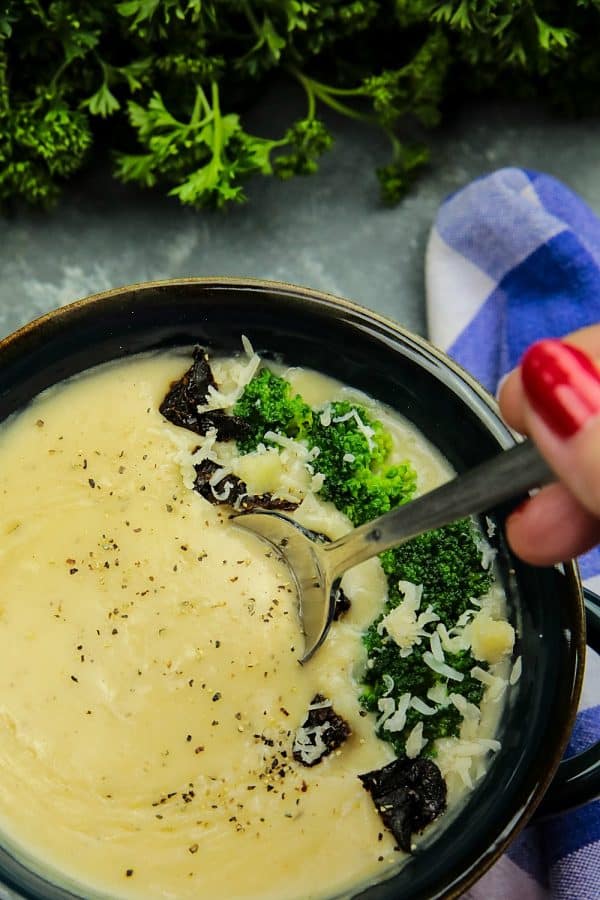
top-left (426, 167), bottom-right (600, 900)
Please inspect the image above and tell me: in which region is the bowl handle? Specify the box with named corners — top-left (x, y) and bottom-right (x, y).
top-left (533, 587), bottom-right (600, 819)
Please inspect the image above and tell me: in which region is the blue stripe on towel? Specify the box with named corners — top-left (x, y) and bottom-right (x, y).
top-left (526, 171), bottom-right (600, 268)
top-left (564, 706), bottom-right (600, 758)
top-left (446, 284), bottom-right (506, 392)
top-left (543, 801), bottom-right (600, 866)
top-left (436, 168), bottom-right (566, 283)
top-left (503, 231), bottom-right (600, 366)
top-left (578, 547), bottom-right (600, 581)
top-left (448, 231), bottom-right (600, 393)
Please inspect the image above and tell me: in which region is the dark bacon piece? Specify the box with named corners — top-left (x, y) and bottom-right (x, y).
top-left (193, 459), bottom-right (298, 512)
top-left (193, 411), bottom-right (252, 442)
top-left (358, 756), bottom-right (447, 852)
top-left (159, 346), bottom-right (215, 428)
top-left (160, 346), bottom-right (250, 441)
top-left (193, 459), bottom-right (246, 506)
top-left (237, 494), bottom-right (299, 513)
top-left (333, 585), bottom-right (351, 620)
top-left (293, 693), bottom-right (351, 767)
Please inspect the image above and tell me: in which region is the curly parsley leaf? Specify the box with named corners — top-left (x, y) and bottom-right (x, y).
top-left (115, 83), bottom-right (279, 208)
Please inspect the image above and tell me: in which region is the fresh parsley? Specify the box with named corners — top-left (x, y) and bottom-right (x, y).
top-left (2, 1), bottom-right (598, 209)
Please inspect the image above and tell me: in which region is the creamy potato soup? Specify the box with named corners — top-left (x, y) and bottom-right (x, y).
top-left (0, 347), bottom-right (517, 899)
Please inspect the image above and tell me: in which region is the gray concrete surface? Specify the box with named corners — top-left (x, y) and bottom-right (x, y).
top-left (1, 99), bottom-right (599, 341)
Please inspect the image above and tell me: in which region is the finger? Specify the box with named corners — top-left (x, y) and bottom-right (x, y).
top-left (498, 325), bottom-right (600, 436)
top-left (497, 369), bottom-right (527, 435)
top-left (562, 324), bottom-right (600, 354)
top-left (505, 481), bottom-right (600, 566)
top-left (519, 339), bottom-right (600, 519)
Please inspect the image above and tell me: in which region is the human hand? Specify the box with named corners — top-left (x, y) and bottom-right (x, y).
top-left (498, 325), bottom-right (600, 566)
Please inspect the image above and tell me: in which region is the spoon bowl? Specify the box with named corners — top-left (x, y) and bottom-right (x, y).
top-left (232, 510), bottom-right (338, 662)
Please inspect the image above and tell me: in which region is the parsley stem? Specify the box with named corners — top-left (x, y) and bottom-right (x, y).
top-left (289, 69), bottom-right (371, 123)
top-left (190, 86), bottom-right (207, 127)
top-left (210, 81), bottom-right (223, 162)
top-left (298, 74), bottom-right (366, 99)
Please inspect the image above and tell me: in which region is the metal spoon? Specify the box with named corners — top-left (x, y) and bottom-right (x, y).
top-left (233, 440), bottom-right (554, 663)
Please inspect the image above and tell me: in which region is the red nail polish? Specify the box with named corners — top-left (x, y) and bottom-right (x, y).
top-left (521, 339), bottom-right (600, 438)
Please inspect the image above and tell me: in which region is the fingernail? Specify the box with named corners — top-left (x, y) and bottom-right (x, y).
top-left (521, 339), bottom-right (600, 438)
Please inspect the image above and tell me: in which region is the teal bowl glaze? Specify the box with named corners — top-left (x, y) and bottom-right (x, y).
top-left (0, 277), bottom-right (597, 900)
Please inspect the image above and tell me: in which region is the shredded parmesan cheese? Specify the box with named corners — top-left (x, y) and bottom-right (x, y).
top-left (423, 652), bottom-right (464, 681)
top-left (201, 351), bottom-right (261, 412)
top-left (241, 334), bottom-right (254, 357)
top-left (436, 622), bottom-right (470, 654)
top-left (410, 696), bottom-right (437, 716)
top-left (263, 431), bottom-right (309, 457)
top-left (470, 666), bottom-right (507, 702)
top-left (378, 582), bottom-right (439, 651)
top-left (448, 693), bottom-right (480, 724)
top-left (474, 534), bottom-right (497, 570)
top-left (208, 465), bottom-right (232, 487)
top-left (383, 693), bottom-right (411, 733)
top-left (429, 631), bottom-right (444, 663)
top-left (165, 426), bottom-right (221, 490)
top-left (485, 516), bottom-right (496, 538)
top-left (319, 405), bottom-right (332, 427)
top-left (293, 723), bottom-right (331, 765)
top-left (310, 473), bottom-right (326, 492)
top-left (382, 674), bottom-right (394, 696)
top-left (405, 722), bottom-right (427, 758)
top-left (208, 467), bottom-right (235, 501)
top-left (308, 698), bottom-right (332, 711)
top-left (427, 683), bottom-right (450, 706)
top-left (376, 697), bottom-right (396, 729)
top-left (509, 655), bottom-right (522, 685)
top-left (434, 735), bottom-right (501, 790)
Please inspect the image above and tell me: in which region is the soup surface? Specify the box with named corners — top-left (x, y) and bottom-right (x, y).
top-left (0, 349), bottom-right (514, 899)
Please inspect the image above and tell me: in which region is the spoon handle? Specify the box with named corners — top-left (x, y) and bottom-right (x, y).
top-left (324, 440), bottom-right (554, 577)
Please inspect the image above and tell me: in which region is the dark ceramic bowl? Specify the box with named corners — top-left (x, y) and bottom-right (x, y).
top-left (0, 278), bottom-right (598, 900)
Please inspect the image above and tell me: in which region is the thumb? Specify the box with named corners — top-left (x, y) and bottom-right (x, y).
top-left (519, 338), bottom-right (600, 517)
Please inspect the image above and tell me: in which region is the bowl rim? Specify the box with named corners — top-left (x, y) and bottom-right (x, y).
top-left (0, 274), bottom-right (524, 422)
top-left (0, 275), bottom-right (586, 900)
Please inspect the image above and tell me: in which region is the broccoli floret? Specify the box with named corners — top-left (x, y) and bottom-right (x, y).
top-left (360, 515), bottom-right (493, 759)
top-left (336, 464), bottom-right (417, 525)
top-left (307, 401), bottom-right (417, 525)
top-left (233, 368), bottom-right (313, 453)
top-left (309, 401), bottom-right (390, 471)
top-left (232, 383), bottom-right (416, 523)
top-left (380, 519), bottom-right (492, 627)
top-left (359, 640), bottom-right (466, 757)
